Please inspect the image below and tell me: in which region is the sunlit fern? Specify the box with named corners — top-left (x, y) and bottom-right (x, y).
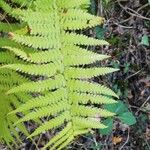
top-left (0, 0), bottom-right (119, 149)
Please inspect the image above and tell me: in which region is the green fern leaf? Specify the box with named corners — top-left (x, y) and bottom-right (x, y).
top-left (61, 9), bottom-right (104, 30)
top-left (42, 122), bottom-right (72, 149)
top-left (0, 22), bottom-right (23, 32)
top-left (9, 88), bottom-right (67, 114)
top-left (0, 52), bottom-right (19, 64)
top-left (12, 0), bottom-right (32, 7)
top-left (66, 67), bottom-right (119, 79)
top-left (0, 0), bottom-right (12, 15)
top-left (3, 46), bottom-right (63, 63)
top-left (7, 74), bottom-right (65, 94)
top-left (0, 70), bottom-right (29, 146)
top-left (51, 135), bottom-right (74, 150)
top-left (0, 38), bottom-right (20, 48)
top-left (68, 80), bottom-right (118, 98)
top-left (72, 105), bottom-right (115, 117)
top-left (63, 46), bottom-right (110, 66)
top-left (12, 34), bottom-right (60, 49)
top-left (15, 102), bottom-right (69, 124)
top-left (70, 92), bottom-right (117, 104)
top-left (28, 111), bottom-right (71, 138)
top-left (73, 117), bottom-right (107, 129)
top-left (1, 62), bottom-right (63, 77)
top-left (57, 0), bottom-right (90, 8)
top-left (63, 33), bottom-right (109, 46)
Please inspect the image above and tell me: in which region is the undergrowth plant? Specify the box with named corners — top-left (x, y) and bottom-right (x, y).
top-left (0, 0), bottom-right (119, 149)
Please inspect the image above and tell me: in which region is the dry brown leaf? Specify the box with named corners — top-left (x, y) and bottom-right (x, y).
top-left (112, 136), bottom-right (123, 145)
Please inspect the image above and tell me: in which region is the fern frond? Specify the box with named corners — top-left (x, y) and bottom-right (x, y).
top-left (42, 122), bottom-right (72, 149)
top-left (3, 46), bottom-right (29, 61)
top-left (15, 102), bottom-right (69, 124)
top-left (0, 0), bottom-right (12, 15)
top-left (0, 71), bottom-right (29, 146)
top-left (64, 55), bottom-right (110, 66)
top-left (69, 80), bottom-right (118, 98)
top-left (0, 69), bottom-right (29, 83)
top-left (63, 19), bottom-right (102, 30)
top-left (29, 24), bottom-right (57, 37)
top-left (0, 0), bottom-right (24, 19)
top-left (0, 117), bottom-right (14, 145)
top-left (0, 0), bottom-right (119, 149)
top-left (0, 38), bottom-right (20, 48)
top-left (7, 74), bottom-right (65, 94)
top-left (63, 45), bottom-right (110, 66)
top-left (70, 92), bottom-right (117, 104)
top-left (72, 105), bottom-right (115, 117)
top-left (0, 70), bottom-right (29, 91)
top-left (12, 10), bottom-right (55, 26)
top-left (12, 0), bottom-right (32, 7)
top-left (61, 9), bottom-right (97, 20)
top-left (15, 92), bottom-right (33, 103)
top-left (9, 88), bottom-right (67, 114)
top-left (12, 34), bottom-right (60, 49)
top-left (51, 134), bottom-right (74, 150)
top-left (34, 0), bottom-right (55, 12)
top-left (66, 67), bottom-right (119, 79)
top-left (27, 111), bottom-right (71, 138)
top-left (73, 129), bottom-right (89, 136)
top-left (0, 76), bottom-right (23, 86)
top-left (1, 62), bottom-right (63, 77)
top-left (57, 0), bottom-right (90, 8)
top-left (73, 117), bottom-right (107, 129)
top-left (63, 33), bottom-right (109, 46)
top-left (34, 0), bottom-right (90, 12)
top-left (0, 52), bottom-right (19, 64)
top-left (8, 114), bottom-right (29, 136)
top-left (61, 9), bottom-right (104, 30)
top-left (0, 22), bottom-right (23, 32)
top-left (4, 46), bottom-right (63, 63)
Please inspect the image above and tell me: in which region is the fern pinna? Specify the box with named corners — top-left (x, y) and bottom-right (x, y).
top-left (0, 0), bottom-right (119, 149)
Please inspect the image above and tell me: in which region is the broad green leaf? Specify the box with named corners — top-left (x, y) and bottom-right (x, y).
top-left (118, 112), bottom-right (136, 125)
top-left (95, 26), bottom-right (106, 40)
top-left (99, 118), bottom-right (113, 135)
top-left (141, 34), bottom-right (149, 46)
top-left (104, 101), bottom-right (128, 114)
